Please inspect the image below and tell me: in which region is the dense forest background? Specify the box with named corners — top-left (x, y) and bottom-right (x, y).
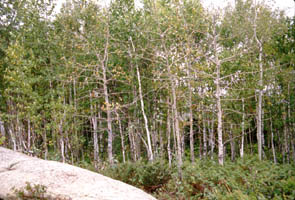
top-left (1, 0), bottom-right (295, 198)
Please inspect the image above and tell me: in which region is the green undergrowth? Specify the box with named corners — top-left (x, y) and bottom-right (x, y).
top-left (7, 182), bottom-right (71, 200)
top-left (98, 159), bottom-right (172, 193)
top-left (98, 156), bottom-right (295, 200)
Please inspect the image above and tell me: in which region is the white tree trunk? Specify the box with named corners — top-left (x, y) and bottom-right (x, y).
top-left (27, 120), bottom-right (31, 151)
top-left (102, 61), bottom-right (113, 165)
top-left (230, 124), bottom-right (235, 161)
top-left (90, 97), bottom-right (99, 168)
top-left (254, 4), bottom-right (263, 161)
top-left (203, 117), bottom-right (207, 158)
top-left (186, 65), bottom-right (195, 163)
top-left (99, 27), bottom-right (114, 164)
top-left (209, 119), bottom-right (214, 160)
top-left (240, 98), bottom-right (245, 158)
top-left (172, 84), bottom-right (182, 176)
top-left (136, 65), bottom-right (154, 161)
top-left (270, 115), bottom-right (277, 164)
top-left (167, 62), bottom-right (182, 176)
top-left (216, 61), bottom-right (224, 165)
top-left (116, 111), bottom-right (126, 163)
top-left (167, 104), bottom-right (172, 167)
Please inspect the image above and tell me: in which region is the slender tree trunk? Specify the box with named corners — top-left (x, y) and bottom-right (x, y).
top-left (59, 120), bottom-right (65, 163)
top-left (216, 61), bottom-right (224, 165)
top-left (98, 111), bottom-right (104, 157)
top-left (286, 83), bottom-right (293, 163)
top-left (116, 111), bottom-right (126, 163)
top-left (167, 103), bottom-right (172, 167)
top-left (254, 6), bottom-right (263, 161)
top-left (42, 117), bottom-right (48, 160)
top-left (198, 123), bottom-right (202, 159)
top-left (270, 114), bottom-right (277, 164)
top-left (9, 126), bottom-right (17, 151)
top-left (128, 119), bottom-right (136, 161)
top-left (230, 124), bottom-right (235, 161)
top-left (152, 112), bottom-right (158, 158)
top-left (161, 35), bottom-right (182, 175)
top-left (257, 53), bottom-right (263, 161)
top-left (16, 115), bottom-right (23, 151)
top-left (283, 112), bottom-right (289, 163)
top-left (103, 72), bottom-right (113, 165)
top-left (210, 20), bottom-right (225, 165)
top-left (100, 53), bottom-right (113, 164)
top-left (172, 83), bottom-right (182, 177)
top-left (43, 131), bottom-right (48, 160)
top-left (186, 66), bottom-right (195, 163)
top-left (0, 121), bottom-right (5, 147)
top-left (136, 64), bottom-right (153, 161)
top-left (209, 119), bottom-right (214, 159)
top-left (262, 102), bottom-right (265, 159)
top-left (90, 95), bottom-right (99, 168)
top-left (27, 120), bottom-right (31, 152)
top-left (135, 122), bottom-right (143, 160)
top-left (292, 120), bottom-right (295, 163)
top-left (172, 113), bottom-right (177, 158)
top-left (72, 79), bottom-right (79, 162)
top-left (128, 36), bottom-right (153, 161)
top-left (189, 101), bottom-right (195, 162)
top-left (291, 139), bottom-right (295, 163)
top-left (249, 128), bottom-right (253, 154)
top-left (203, 117), bottom-right (207, 158)
top-left (159, 119), bottom-right (164, 158)
top-left (167, 63), bottom-right (182, 177)
top-left (181, 123), bottom-right (185, 160)
top-left (240, 98), bottom-right (245, 158)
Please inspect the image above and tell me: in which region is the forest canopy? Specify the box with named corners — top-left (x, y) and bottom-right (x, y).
top-left (0, 0), bottom-right (295, 172)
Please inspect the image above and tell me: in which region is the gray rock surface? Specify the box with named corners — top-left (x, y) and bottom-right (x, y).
top-left (0, 147), bottom-right (157, 200)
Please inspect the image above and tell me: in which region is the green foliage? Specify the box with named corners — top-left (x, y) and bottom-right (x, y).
top-left (0, 3), bottom-right (295, 200)
top-left (11, 182), bottom-right (48, 200)
top-left (9, 182), bottom-right (71, 200)
top-left (0, 136), bottom-right (5, 145)
top-left (99, 159), bottom-right (172, 193)
top-left (99, 156), bottom-right (295, 200)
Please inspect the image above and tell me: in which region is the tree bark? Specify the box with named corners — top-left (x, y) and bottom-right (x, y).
top-left (186, 65), bottom-right (195, 163)
top-left (171, 80), bottom-right (182, 177)
top-left (230, 124), bottom-right (235, 162)
top-left (128, 119), bottom-right (136, 161)
top-left (116, 111), bottom-right (126, 163)
top-left (167, 102), bottom-right (172, 167)
top-left (240, 98), bottom-right (245, 158)
top-left (198, 122), bottom-right (202, 159)
top-left (90, 95), bottom-right (99, 168)
top-left (27, 120), bottom-right (31, 152)
top-left (216, 60), bottom-right (224, 165)
top-left (209, 119), bottom-right (214, 160)
top-left (254, 6), bottom-right (263, 161)
top-left (203, 117), bottom-right (207, 158)
top-left (283, 111), bottom-right (289, 163)
top-left (136, 64), bottom-right (154, 161)
top-left (59, 119), bottom-right (65, 163)
top-left (270, 114), bottom-right (277, 164)
top-left (166, 61), bottom-right (182, 177)
top-left (100, 27), bottom-right (113, 165)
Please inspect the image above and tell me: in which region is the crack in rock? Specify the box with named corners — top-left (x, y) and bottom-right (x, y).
top-left (0, 161), bottom-right (23, 173)
top-left (6, 161), bottom-right (22, 171)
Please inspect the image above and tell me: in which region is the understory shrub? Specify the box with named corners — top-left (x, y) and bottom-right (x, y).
top-left (99, 159), bottom-right (172, 193)
top-left (99, 155), bottom-right (295, 200)
top-left (7, 182), bottom-right (71, 200)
